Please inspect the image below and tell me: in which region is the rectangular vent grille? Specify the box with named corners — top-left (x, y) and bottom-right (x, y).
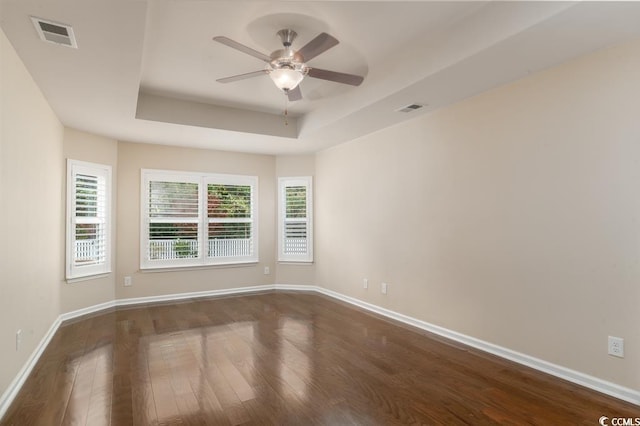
top-left (397, 103), bottom-right (424, 113)
top-left (31, 17), bottom-right (77, 48)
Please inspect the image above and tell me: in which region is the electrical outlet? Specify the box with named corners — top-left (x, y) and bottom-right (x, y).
top-left (381, 282), bottom-right (388, 295)
top-left (608, 336), bottom-right (624, 358)
top-left (16, 329), bottom-right (22, 351)
top-left (124, 276), bottom-right (132, 287)
top-left (264, 266), bottom-right (270, 275)
top-left (363, 278), bottom-right (368, 289)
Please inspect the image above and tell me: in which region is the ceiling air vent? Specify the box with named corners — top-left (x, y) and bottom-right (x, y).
top-left (396, 103), bottom-right (424, 113)
top-left (31, 17), bottom-right (77, 48)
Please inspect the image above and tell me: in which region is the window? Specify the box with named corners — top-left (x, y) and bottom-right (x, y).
top-left (278, 176), bottom-right (313, 262)
top-left (66, 160), bottom-right (112, 280)
top-left (141, 170), bottom-right (258, 269)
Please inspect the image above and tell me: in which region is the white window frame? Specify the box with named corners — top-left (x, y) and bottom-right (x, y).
top-left (278, 176), bottom-right (313, 263)
top-left (141, 169), bottom-right (258, 270)
top-left (66, 159), bottom-right (112, 280)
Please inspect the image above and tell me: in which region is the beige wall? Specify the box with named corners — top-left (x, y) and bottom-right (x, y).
top-left (116, 142), bottom-right (277, 299)
top-left (61, 128), bottom-right (118, 313)
top-left (275, 154), bottom-right (316, 285)
top-left (315, 39), bottom-right (640, 390)
top-left (0, 29), bottom-right (64, 394)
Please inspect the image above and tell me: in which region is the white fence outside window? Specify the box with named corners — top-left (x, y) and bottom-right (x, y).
top-left (284, 237), bottom-right (307, 254)
top-left (146, 238), bottom-right (252, 260)
top-left (75, 240), bottom-right (100, 262)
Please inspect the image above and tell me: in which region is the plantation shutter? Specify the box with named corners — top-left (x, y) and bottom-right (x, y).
top-left (207, 178), bottom-right (256, 261)
top-left (145, 178), bottom-right (200, 266)
top-left (278, 177), bottom-right (313, 262)
top-left (67, 160), bottom-right (111, 279)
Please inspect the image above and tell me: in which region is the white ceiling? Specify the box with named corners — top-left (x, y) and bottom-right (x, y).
top-left (2, 1), bottom-right (640, 155)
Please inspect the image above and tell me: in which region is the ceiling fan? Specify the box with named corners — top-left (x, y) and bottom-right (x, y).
top-left (213, 29), bottom-right (364, 102)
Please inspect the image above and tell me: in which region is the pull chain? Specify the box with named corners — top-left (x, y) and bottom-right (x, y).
top-left (283, 93), bottom-right (289, 126)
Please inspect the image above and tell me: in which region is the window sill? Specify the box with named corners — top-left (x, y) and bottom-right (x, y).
top-left (140, 261), bottom-right (259, 273)
top-left (66, 272), bottom-right (111, 284)
top-left (277, 260), bottom-right (314, 265)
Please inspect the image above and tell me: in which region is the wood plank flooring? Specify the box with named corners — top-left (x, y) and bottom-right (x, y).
top-left (2, 291), bottom-right (638, 425)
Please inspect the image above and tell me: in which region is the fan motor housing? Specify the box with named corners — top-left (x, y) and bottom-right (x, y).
top-left (270, 49), bottom-right (304, 63)
top-left (269, 49), bottom-right (307, 73)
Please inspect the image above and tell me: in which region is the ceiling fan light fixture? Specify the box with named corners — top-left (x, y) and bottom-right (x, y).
top-left (268, 67), bottom-right (305, 92)
top-left (214, 29), bottom-right (364, 102)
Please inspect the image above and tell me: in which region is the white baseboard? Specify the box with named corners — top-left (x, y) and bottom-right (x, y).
top-left (59, 300), bottom-right (116, 322)
top-left (314, 287), bottom-right (640, 406)
top-left (115, 284), bottom-right (277, 307)
top-left (1, 283), bottom-right (637, 421)
top-left (0, 316), bottom-right (62, 420)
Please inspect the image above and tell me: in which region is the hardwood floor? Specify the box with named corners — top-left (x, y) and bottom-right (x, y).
top-left (2, 291), bottom-right (638, 425)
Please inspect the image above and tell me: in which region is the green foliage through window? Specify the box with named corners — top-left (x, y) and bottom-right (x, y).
top-left (208, 184), bottom-right (252, 240)
top-left (208, 184), bottom-right (251, 218)
top-left (286, 186), bottom-right (306, 218)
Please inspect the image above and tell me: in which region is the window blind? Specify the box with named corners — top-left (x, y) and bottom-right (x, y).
top-left (147, 181), bottom-right (200, 260)
top-left (284, 185), bottom-right (308, 254)
top-left (67, 160), bottom-right (111, 279)
top-left (278, 177), bottom-right (313, 262)
top-left (207, 183), bottom-right (253, 258)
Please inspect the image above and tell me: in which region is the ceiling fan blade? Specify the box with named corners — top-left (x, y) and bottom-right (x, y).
top-left (213, 36), bottom-right (271, 62)
top-left (216, 70), bottom-right (268, 83)
top-left (287, 86), bottom-right (302, 102)
top-left (308, 68), bottom-right (364, 86)
top-left (297, 32), bottom-right (339, 62)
